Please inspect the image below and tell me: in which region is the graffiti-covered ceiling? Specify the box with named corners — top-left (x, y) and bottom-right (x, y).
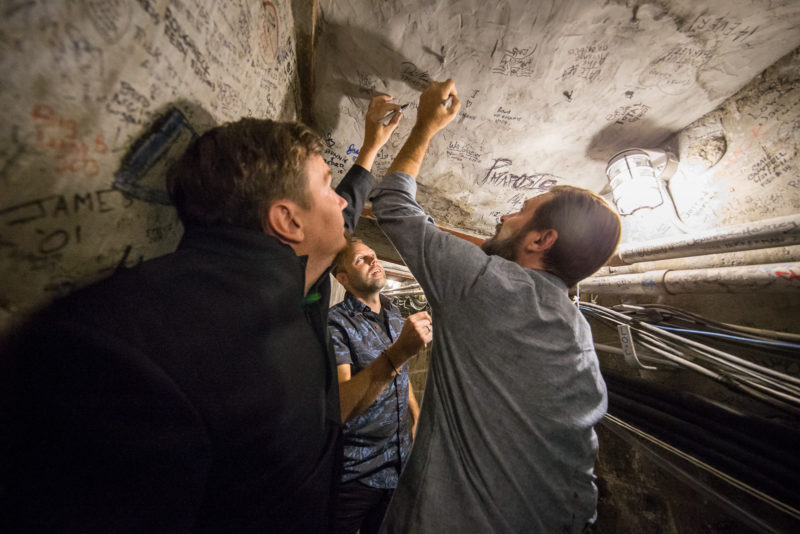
top-left (312, 0), bottom-right (800, 240)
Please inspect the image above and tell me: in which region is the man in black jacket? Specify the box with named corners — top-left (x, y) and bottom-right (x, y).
top-left (0, 96), bottom-right (405, 533)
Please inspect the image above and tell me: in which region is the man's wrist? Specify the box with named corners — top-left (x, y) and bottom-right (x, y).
top-left (359, 143), bottom-right (378, 157)
top-left (410, 123), bottom-right (436, 143)
top-left (355, 144), bottom-right (378, 170)
top-left (384, 347), bottom-right (402, 376)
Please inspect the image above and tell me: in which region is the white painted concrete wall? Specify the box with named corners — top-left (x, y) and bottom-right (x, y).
top-left (0, 0), bottom-right (301, 332)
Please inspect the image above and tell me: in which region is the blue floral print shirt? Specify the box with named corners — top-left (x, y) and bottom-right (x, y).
top-left (328, 292), bottom-right (411, 489)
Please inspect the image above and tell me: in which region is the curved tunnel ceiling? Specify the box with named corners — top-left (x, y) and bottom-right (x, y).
top-left (312, 0), bottom-right (800, 238)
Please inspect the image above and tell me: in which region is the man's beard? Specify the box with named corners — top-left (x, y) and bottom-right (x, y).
top-left (349, 273), bottom-right (387, 294)
top-left (480, 235), bottom-right (518, 261)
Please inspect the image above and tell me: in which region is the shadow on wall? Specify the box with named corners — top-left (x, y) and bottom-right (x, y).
top-left (112, 100), bottom-right (215, 207)
top-left (0, 101), bottom-right (217, 335)
top-left (312, 20), bottom-right (434, 134)
top-left (585, 118), bottom-right (676, 163)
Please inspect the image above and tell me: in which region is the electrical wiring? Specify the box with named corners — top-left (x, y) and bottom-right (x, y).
top-left (580, 301), bottom-right (800, 413)
top-left (648, 331), bottom-right (800, 395)
top-left (638, 339), bottom-right (726, 381)
top-left (594, 343), bottom-right (679, 368)
top-left (588, 304), bottom-right (800, 524)
top-left (656, 324), bottom-right (800, 360)
top-left (642, 321), bottom-right (800, 388)
top-left (621, 303), bottom-right (800, 345)
top-left (728, 380), bottom-right (800, 415)
top-left (656, 326), bottom-right (800, 351)
top-left (582, 302), bottom-right (799, 372)
top-left (602, 413), bottom-right (800, 526)
top-left (720, 322), bottom-right (800, 343)
top-left (602, 368), bottom-right (800, 516)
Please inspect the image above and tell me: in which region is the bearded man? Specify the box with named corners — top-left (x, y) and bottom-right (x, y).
top-left (328, 237), bottom-right (431, 534)
top-left (371, 80), bottom-right (621, 534)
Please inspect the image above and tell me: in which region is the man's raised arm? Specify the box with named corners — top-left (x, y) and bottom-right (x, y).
top-left (387, 79), bottom-right (460, 179)
top-left (338, 95), bottom-right (404, 233)
top-left (370, 79), bottom-right (493, 307)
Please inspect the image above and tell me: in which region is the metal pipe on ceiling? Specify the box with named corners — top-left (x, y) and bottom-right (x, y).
top-left (595, 245), bottom-right (800, 276)
top-left (382, 287), bottom-right (424, 297)
top-left (580, 262), bottom-right (800, 295)
top-left (614, 214), bottom-right (800, 264)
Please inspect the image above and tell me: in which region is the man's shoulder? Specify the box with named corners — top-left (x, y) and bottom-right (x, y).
top-left (2, 262), bottom-right (154, 361)
top-left (329, 300), bottom-right (348, 317)
top-left (329, 294), bottom-right (359, 322)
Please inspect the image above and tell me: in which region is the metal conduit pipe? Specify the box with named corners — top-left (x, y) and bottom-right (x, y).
top-left (614, 214), bottom-right (800, 264)
top-left (580, 262), bottom-right (800, 295)
top-left (595, 245), bottom-right (800, 277)
top-left (382, 286), bottom-right (423, 297)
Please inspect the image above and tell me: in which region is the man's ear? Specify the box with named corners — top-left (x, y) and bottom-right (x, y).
top-left (522, 228), bottom-right (558, 253)
top-left (334, 271), bottom-right (349, 288)
top-left (262, 201), bottom-right (304, 245)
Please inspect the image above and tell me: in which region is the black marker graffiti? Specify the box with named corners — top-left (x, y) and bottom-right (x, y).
top-left (401, 62), bottom-right (431, 91)
top-left (0, 190), bottom-right (132, 226)
top-left (476, 158), bottom-right (560, 192)
top-left (107, 81), bottom-right (152, 125)
top-left (493, 47), bottom-right (535, 77)
top-left (606, 103), bottom-right (650, 125)
top-left (561, 45), bottom-right (608, 82)
top-left (163, 7), bottom-right (215, 90)
top-left (446, 141), bottom-right (482, 163)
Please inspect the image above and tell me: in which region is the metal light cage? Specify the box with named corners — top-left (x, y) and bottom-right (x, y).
top-left (605, 148), bottom-right (678, 216)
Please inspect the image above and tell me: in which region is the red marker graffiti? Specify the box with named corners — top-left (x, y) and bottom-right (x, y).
top-left (774, 268), bottom-right (800, 281)
top-left (31, 105), bottom-right (106, 177)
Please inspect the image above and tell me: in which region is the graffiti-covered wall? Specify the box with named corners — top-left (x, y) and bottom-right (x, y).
top-left (0, 0), bottom-right (303, 333)
top-left (620, 46), bottom-right (800, 243)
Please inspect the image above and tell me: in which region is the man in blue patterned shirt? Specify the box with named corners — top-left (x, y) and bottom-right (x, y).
top-left (328, 237), bottom-right (432, 534)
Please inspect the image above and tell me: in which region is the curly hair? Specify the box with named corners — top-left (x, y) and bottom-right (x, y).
top-left (167, 118), bottom-right (323, 230)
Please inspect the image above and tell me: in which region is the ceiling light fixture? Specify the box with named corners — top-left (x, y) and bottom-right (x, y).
top-left (605, 148), bottom-right (678, 216)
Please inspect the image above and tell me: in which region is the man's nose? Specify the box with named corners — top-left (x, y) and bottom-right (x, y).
top-left (337, 193), bottom-right (348, 210)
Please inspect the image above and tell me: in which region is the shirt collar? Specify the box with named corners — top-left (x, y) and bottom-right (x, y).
top-left (179, 223), bottom-right (297, 262)
top-left (179, 223), bottom-right (328, 304)
top-left (342, 292), bottom-right (370, 314)
top-left (341, 291), bottom-right (397, 316)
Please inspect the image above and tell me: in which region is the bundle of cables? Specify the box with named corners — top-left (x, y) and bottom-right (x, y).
top-left (580, 302), bottom-right (800, 531)
top-left (583, 302), bottom-right (800, 414)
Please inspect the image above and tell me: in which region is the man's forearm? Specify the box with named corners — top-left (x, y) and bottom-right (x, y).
top-left (387, 125), bottom-right (436, 179)
top-left (338, 345), bottom-right (405, 423)
top-left (337, 164), bottom-right (375, 234)
top-left (386, 79), bottom-right (459, 178)
top-left (355, 94), bottom-right (403, 172)
top-left (337, 311), bottom-right (431, 423)
top-left (354, 143), bottom-right (379, 171)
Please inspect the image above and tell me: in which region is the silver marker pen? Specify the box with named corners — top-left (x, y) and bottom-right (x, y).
top-left (379, 103), bottom-right (409, 125)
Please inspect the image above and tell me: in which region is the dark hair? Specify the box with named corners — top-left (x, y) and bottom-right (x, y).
top-left (167, 118), bottom-right (323, 230)
top-left (332, 235), bottom-right (365, 276)
top-left (525, 185), bottom-right (621, 287)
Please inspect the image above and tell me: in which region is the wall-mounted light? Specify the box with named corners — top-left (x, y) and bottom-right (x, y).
top-left (605, 149), bottom-right (678, 216)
